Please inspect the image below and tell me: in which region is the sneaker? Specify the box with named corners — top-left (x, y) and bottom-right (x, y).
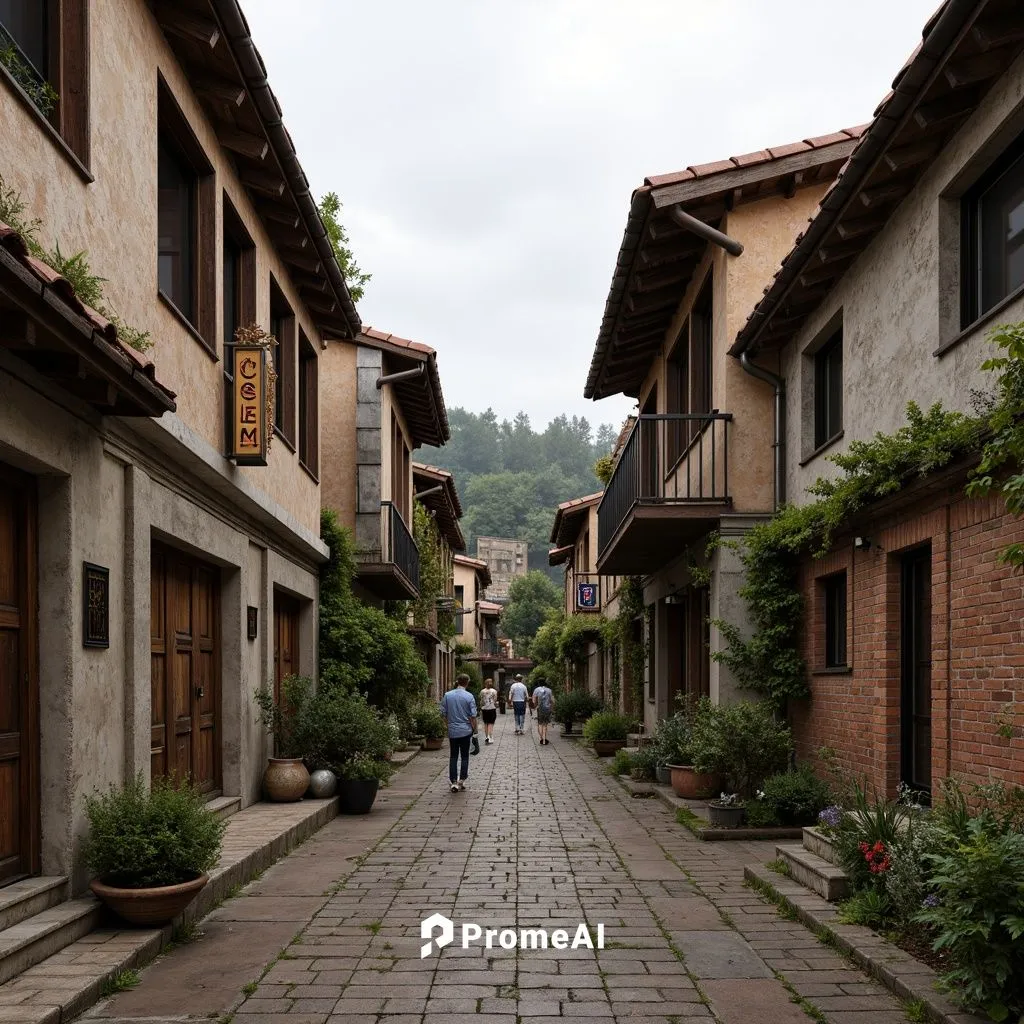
top-left (450, 783), bottom-right (459, 793)
top-left (458, 780), bottom-right (465, 791)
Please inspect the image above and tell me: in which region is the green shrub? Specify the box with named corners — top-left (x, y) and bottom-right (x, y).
top-left (412, 701), bottom-right (446, 740)
top-left (583, 711), bottom-right (630, 742)
top-left (917, 818), bottom-right (1024, 1021)
top-left (690, 698), bottom-right (792, 797)
top-left (82, 774), bottom-right (225, 888)
top-left (293, 687), bottom-right (394, 773)
top-left (831, 781), bottom-right (910, 892)
top-left (884, 819), bottom-right (939, 929)
top-left (758, 765), bottom-right (832, 826)
top-left (336, 752), bottom-right (394, 783)
top-left (629, 745), bottom-right (659, 782)
top-left (253, 675), bottom-right (314, 759)
top-left (838, 889), bottom-right (892, 929)
top-left (744, 799), bottom-right (780, 827)
top-left (654, 711), bottom-right (693, 766)
top-left (554, 690), bottom-right (602, 730)
top-left (608, 748), bottom-right (633, 776)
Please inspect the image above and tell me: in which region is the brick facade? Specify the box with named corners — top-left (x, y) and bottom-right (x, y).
top-left (792, 472), bottom-right (1024, 798)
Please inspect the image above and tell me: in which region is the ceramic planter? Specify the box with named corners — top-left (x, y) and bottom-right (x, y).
top-left (707, 803), bottom-right (746, 828)
top-left (593, 739), bottom-right (627, 757)
top-left (338, 778), bottom-right (380, 814)
top-left (422, 737), bottom-right (444, 750)
top-left (263, 758), bottom-right (310, 802)
top-left (655, 764), bottom-right (672, 785)
top-left (90, 873), bottom-right (208, 926)
top-left (667, 765), bottom-right (722, 799)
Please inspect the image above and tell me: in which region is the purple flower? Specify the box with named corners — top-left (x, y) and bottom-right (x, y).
top-left (818, 805), bottom-right (843, 829)
top-left (922, 894), bottom-right (941, 909)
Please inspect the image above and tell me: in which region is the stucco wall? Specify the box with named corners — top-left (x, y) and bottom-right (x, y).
top-left (778, 51), bottom-right (1024, 506)
top-left (0, 0), bottom-right (324, 535)
top-left (320, 341), bottom-right (358, 530)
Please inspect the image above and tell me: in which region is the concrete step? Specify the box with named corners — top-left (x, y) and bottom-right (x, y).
top-left (0, 896), bottom-right (102, 985)
top-left (802, 826), bottom-right (839, 864)
top-left (776, 843), bottom-right (850, 901)
top-left (0, 877), bottom-right (67, 931)
top-left (206, 795), bottom-right (242, 821)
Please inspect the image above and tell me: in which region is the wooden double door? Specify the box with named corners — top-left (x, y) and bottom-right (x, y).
top-left (151, 545), bottom-right (221, 793)
top-left (0, 465), bottom-right (38, 885)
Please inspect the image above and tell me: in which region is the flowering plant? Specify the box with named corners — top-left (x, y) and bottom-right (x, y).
top-left (860, 839), bottom-right (891, 875)
top-left (817, 805), bottom-right (843, 831)
top-left (713, 792), bottom-right (742, 807)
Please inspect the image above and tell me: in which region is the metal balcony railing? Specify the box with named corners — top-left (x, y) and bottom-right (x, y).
top-left (597, 413), bottom-right (732, 558)
top-left (381, 500), bottom-right (420, 588)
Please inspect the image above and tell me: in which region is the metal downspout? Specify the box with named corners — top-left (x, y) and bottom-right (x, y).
top-left (738, 351), bottom-right (786, 510)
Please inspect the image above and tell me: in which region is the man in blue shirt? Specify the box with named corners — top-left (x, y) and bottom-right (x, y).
top-left (440, 674), bottom-right (478, 793)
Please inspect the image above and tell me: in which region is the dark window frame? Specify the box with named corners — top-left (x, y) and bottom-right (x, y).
top-left (298, 328), bottom-right (318, 480)
top-left (222, 195), bottom-right (256, 452)
top-left (270, 275), bottom-right (296, 449)
top-left (157, 76), bottom-right (216, 353)
top-left (823, 571), bottom-right (848, 669)
top-left (814, 326), bottom-right (843, 449)
top-left (961, 131), bottom-right (1024, 329)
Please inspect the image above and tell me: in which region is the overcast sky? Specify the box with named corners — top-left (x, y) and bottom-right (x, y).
top-left (243, 0), bottom-right (938, 433)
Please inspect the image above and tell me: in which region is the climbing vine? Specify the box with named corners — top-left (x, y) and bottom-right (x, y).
top-left (611, 576), bottom-right (647, 710)
top-left (411, 501), bottom-right (455, 642)
top-left (713, 400), bottom-right (983, 710)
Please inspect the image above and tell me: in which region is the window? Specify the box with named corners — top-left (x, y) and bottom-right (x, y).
top-left (814, 327), bottom-right (843, 448)
top-left (962, 134), bottom-right (1024, 326)
top-left (270, 276), bottom-right (296, 446)
top-left (665, 274), bottom-right (713, 461)
top-left (823, 572), bottom-right (847, 669)
top-left (157, 78), bottom-right (215, 347)
top-left (298, 330), bottom-right (318, 477)
top-left (0, 1), bottom-right (46, 74)
top-left (222, 196), bottom-right (255, 354)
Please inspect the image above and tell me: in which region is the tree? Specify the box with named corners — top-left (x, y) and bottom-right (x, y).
top-left (500, 571), bottom-right (563, 654)
top-left (318, 192), bottom-right (371, 303)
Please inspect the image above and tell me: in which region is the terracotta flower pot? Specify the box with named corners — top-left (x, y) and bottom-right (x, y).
top-left (423, 737), bottom-right (444, 750)
top-left (707, 803), bottom-right (746, 828)
top-left (593, 739), bottom-right (627, 757)
top-left (263, 758), bottom-right (310, 802)
top-left (338, 779), bottom-right (379, 814)
top-left (668, 765), bottom-right (722, 799)
top-left (90, 873), bottom-right (208, 927)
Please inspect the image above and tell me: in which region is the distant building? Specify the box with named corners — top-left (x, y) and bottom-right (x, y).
top-left (476, 537), bottom-right (528, 602)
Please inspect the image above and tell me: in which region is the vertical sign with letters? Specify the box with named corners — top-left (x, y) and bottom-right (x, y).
top-left (231, 345), bottom-right (268, 465)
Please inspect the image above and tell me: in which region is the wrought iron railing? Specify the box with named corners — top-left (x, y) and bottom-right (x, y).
top-left (597, 413), bottom-right (732, 557)
top-left (381, 501), bottom-right (420, 588)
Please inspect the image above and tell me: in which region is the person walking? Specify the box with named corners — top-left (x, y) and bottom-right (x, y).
top-left (479, 677), bottom-right (498, 744)
top-left (440, 674), bottom-right (478, 792)
top-left (497, 676), bottom-right (508, 715)
top-left (531, 677), bottom-right (555, 745)
top-left (508, 674), bottom-right (529, 735)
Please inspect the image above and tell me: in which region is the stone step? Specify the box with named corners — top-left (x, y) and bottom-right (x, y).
top-left (776, 843), bottom-right (850, 901)
top-left (802, 826), bottom-right (839, 864)
top-left (0, 896), bottom-right (103, 985)
top-left (0, 877), bottom-right (67, 932)
top-left (206, 795), bottom-right (242, 821)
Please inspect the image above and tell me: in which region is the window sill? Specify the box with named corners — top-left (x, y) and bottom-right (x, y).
top-left (812, 666), bottom-right (853, 676)
top-left (0, 63), bottom-right (93, 184)
top-left (936, 282), bottom-right (1024, 358)
top-left (800, 430), bottom-right (844, 467)
top-left (273, 426), bottom-right (296, 454)
top-left (158, 291), bottom-right (217, 360)
top-left (299, 459), bottom-right (319, 484)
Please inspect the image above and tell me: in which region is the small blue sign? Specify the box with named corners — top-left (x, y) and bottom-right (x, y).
top-left (577, 582), bottom-right (599, 609)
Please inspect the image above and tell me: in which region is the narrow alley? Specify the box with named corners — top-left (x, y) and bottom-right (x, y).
top-left (88, 715), bottom-right (910, 1024)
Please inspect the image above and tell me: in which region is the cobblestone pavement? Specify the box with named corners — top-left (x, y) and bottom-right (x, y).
top-left (91, 712), bottom-right (913, 1024)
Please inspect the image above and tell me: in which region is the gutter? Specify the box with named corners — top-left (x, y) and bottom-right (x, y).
top-left (738, 351), bottom-right (786, 510)
top-left (211, 0), bottom-right (362, 338)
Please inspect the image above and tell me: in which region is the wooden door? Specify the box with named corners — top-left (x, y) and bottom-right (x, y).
top-left (151, 545), bottom-right (220, 794)
top-left (900, 547), bottom-right (933, 797)
top-left (273, 592), bottom-right (300, 707)
top-left (0, 465), bottom-right (38, 884)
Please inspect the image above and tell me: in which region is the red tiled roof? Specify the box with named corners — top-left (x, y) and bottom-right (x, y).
top-left (556, 491), bottom-right (603, 512)
top-left (413, 461), bottom-right (465, 552)
top-left (0, 222), bottom-right (176, 411)
top-left (478, 601), bottom-right (503, 615)
top-left (550, 491), bottom-right (603, 546)
top-left (361, 325), bottom-right (436, 356)
top-left (548, 544), bottom-right (573, 566)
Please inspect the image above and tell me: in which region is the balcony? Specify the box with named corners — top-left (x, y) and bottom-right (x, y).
top-left (356, 501), bottom-right (420, 599)
top-left (597, 413), bottom-right (732, 575)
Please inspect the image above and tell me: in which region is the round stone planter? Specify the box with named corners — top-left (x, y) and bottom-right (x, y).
top-left (667, 765), bottom-right (722, 800)
top-left (338, 778), bottom-right (380, 814)
top-left (593, 739), bottom-right (627, 757)
top-left (90, 873), bottom-right (208, 927)
top-left (422, 737), bottom-right (444, 750)
top-left (263, 758), bottom-right (310, 802)
top-left (707, 803), bottom-right (746, 828)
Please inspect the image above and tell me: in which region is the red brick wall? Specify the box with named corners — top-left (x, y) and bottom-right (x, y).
top-left (792, 482), bottom-right (1024, 798)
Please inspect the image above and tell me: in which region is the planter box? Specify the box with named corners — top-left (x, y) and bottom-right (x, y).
top-left (707, 803), bottom-right (746, 828)
top-left (668, 765), bottom-right (722, 799)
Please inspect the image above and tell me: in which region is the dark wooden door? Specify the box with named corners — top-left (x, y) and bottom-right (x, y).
top-left (273, 592), bottom-right (300, 707)
top-left (0, 465), bottom-right (38, 884)
top-left (151, 545), bottom-right (220, 793)
top-left (686, 586), bottom-right (711, 700)
top-left (900, 547), bottom-right (932, 796)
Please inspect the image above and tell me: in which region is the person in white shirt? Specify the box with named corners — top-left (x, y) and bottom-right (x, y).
top-left (508, 674), bottom-right (529, 735)
top-left (479, 678), bottom-right (498, 744)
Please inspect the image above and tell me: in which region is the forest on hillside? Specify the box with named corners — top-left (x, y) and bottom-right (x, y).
top-left (420, 409), bottom-right (620, 577)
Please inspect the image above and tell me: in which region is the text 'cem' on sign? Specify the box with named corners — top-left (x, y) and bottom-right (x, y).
top-left (230, 345), bottom-right (269, 466)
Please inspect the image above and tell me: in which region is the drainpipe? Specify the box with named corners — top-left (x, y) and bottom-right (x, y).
top-left (738, 351), bottom-right (786, 510)
top-left (376, 364), bottom-right (425, 389)
top-left (414, 484), bottom-right (445, 500)
top-left (669, 206), bottom-right (744, 257)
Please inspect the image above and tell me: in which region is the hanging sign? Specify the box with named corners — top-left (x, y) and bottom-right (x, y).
top-left (576, 580), bottom-right (599, 610)
top-left (230, 344), bottom-right (269, 465)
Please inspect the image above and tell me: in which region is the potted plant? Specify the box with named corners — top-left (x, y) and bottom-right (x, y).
top-left (554, 690), bottom-right (602, 735)
top-left (656, 705), bottom-right (721, 798)
top-left (583, 711), bottom-right (630, 756)
top-left (337, 753), bottom-right (394, 814)
top-left (413, 702), bottom-right (446, 750)
top-left (254, 676), bottom-right (312, 802)
top-left (83, 774), bottom-right (224, 926)
top-left (707, 792), bottom-right (746, 828)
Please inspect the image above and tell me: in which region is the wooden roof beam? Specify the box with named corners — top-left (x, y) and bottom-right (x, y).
top-left (835, 215), bottom-right (888, 241)
top-left (944, 51), bottom-right (1010, 89)
top-left (913, 89), bottom-right (977, 130)
top-left (239, 167), bottom-right (285, 198)
top-left (255, 200), bottom-right (300, 229)
top-left (971, 14), bottom-right (1024, 51)
top-left (883, 139), bottom-right (940, 172)
top-left (218, 127), bottom-right (269, 162)
top-left (155, 7), bottom-right (220, 49)
top-left (191, 73), bottom-right (245, 107)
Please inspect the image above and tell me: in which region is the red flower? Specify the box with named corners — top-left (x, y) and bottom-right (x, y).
top-left (860, 840), bottom-right (890, 874)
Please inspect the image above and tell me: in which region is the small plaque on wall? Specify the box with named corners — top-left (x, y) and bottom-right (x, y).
top-left (83, 562), bottom-right (110, 648)
top-left (247, 606), bottom-right (259, 640)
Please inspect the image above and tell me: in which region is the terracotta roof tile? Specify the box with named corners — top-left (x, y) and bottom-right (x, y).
top-left (361, 324), bottom-right (435, 356)
top-left (731, 148), bottom-right (772, 167)
top-left (766, 140), bottom-right (812, 160)
top-left (454, 554), bottom-right (489, 570)
top-left (687, 158), bottom-right (736, 177)
top-left (556, 491), bottom-right (603, 512)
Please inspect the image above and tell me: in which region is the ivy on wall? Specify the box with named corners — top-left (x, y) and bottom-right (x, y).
top-left (411, 501), bottom-right (456, 643)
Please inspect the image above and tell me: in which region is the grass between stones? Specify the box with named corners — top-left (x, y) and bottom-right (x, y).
top-left (100, 969), bottom-right (140, 997)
